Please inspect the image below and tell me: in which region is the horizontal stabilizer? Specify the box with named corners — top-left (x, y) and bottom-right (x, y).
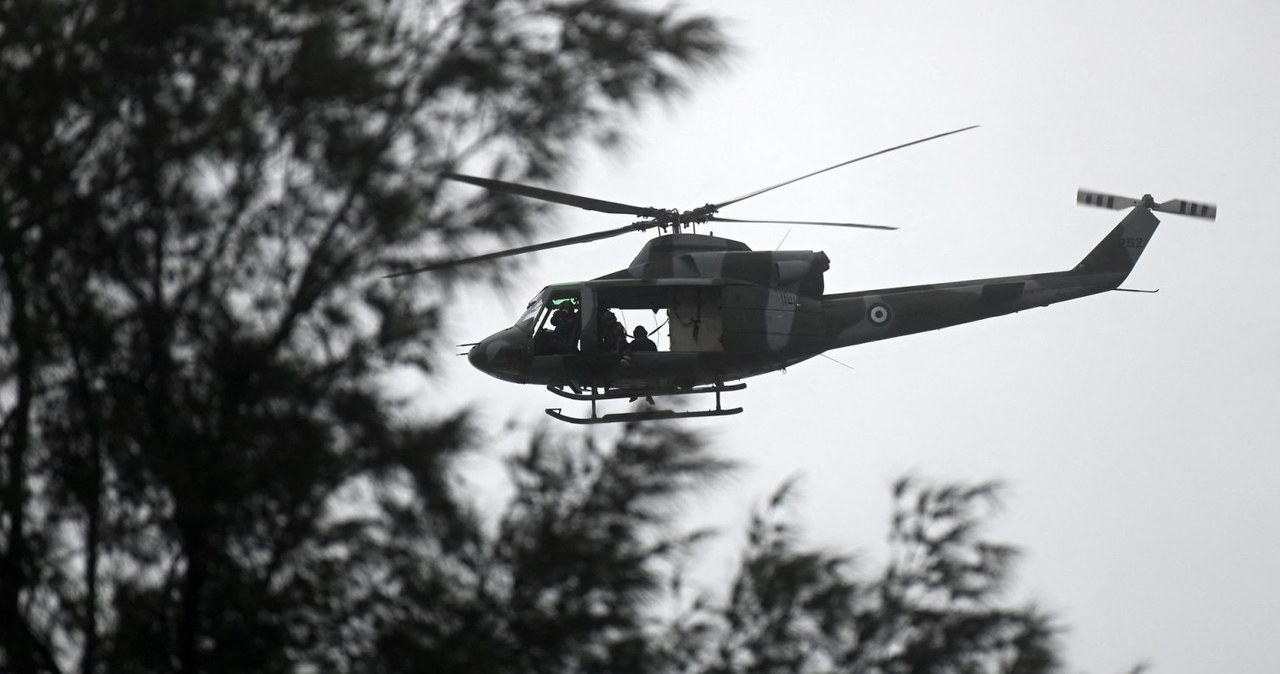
top-left (1077, 189), bottom-right (1140, 210)
top-left (1077, 189), bottom-right (1217, 221)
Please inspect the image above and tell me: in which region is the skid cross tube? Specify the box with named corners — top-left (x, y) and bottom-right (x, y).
top-left (546, 382), bottom-right (747, 401)
top-left (544, 382), bottom-right (745, 424)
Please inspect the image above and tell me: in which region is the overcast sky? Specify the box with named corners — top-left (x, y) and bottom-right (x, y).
top-left (424, 2), bottom-right (1280, 672)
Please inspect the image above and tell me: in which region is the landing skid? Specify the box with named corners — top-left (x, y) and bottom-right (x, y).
top-left (545, 406), bottom-right (743, 425)
top-left (544, 382), bottom-right (745, 424)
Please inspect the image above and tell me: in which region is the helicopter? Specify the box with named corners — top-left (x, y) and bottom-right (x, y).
top-left (390, 127), bottom-right (1217, 424)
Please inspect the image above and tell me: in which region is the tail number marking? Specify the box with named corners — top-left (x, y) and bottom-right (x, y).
top-left (1122, 237), bottom-right (1145, 249)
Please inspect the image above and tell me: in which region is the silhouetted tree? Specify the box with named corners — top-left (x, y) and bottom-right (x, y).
top-left (667, 476), bottom-right (1063, 674)
top-left (344, 426), bottom-right (1064, 674)
top-left (310, 423), bottom-right (736, 674)
top-left (0, 1), bottom-right (726, 672)
top-left (1, 1), bottom-right (1086, 672)
top-left (295, 421), bottom-right (1065, 674)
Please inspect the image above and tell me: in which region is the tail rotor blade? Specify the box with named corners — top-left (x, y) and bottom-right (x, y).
top-left (1156, 198), bottom-right (1217, 220)
top-left (1077, 189), bottom-right (1140, 210)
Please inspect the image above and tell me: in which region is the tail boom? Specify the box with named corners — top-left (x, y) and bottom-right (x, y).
top-left (821, 203), bottom-right (1163, 350)
top-left (821, 268), bottom-right (1121, 349)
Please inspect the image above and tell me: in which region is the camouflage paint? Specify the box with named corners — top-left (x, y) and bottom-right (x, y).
top-left (823, 206), bottom-right (1158, 349)
top-left (467, 206), bottom-right (1162, 390)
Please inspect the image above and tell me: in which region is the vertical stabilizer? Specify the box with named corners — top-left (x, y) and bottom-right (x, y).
top-left (1073, 188), bottom-right (1216, 280)
top-left (1073, 205), bottom-right (1160, 277)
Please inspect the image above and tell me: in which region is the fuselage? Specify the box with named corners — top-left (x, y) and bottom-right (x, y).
top-left (466, 279), bottom-right (827, 389)
top-left (467, 207), bottom-right (1158, 392)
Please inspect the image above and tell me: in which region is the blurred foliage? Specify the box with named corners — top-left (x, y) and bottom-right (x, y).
top-left (0, 0), bottom-right (725, 671)
top-left (289, 424), bottom-right (1065, 674)
top-left (663, 475), bottom-right (1063, 674)
top-left (0, 0), bottom-right (1078, 672)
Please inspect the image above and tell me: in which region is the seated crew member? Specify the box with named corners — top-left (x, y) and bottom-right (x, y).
top-left (598, 311), bottom-right (627, 352)
top-left (623, 327), bottom-right (658, 401)
top-left (628, 325), bottom-right (657, 352)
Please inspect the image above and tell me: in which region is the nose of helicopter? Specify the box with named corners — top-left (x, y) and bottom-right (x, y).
top-left (466, 342), bottom-right (486, 372)
top-left (467, 327), bottom-right (532, 383)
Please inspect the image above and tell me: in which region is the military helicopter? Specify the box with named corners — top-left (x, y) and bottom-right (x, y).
top-left (391, 127), bottom-right (1216, 423)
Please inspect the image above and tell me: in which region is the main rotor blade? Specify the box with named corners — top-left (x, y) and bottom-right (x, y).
top-left (710, 216), bottom-right (897, 231)
top-left (444, 172), bottom-right (668, 218)
top-left (384, 221), bottom-right (650, 277)
top-left (714, 125), bottom-right (979, 210)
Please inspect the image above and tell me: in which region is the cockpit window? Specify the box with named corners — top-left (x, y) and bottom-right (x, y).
top-left (516, 293), bottom-right (544, 330)
top-left (517, 287), bottom-right (582, 325)
top-left (516, 288), bottom-right (582, 354)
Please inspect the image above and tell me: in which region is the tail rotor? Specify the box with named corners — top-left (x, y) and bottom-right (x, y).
top-left (1077, 189), bottom-right (1217, 220)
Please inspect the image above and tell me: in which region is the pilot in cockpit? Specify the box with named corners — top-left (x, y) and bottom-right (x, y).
top-left (549, 300), bottom-right (579, 353)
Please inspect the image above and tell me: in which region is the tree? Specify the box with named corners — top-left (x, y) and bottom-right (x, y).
top-left (677, 476), bottom-right (1063, 674)
top-left (344, 424), bottom-right (1065, 674)
top-left (0, 1), bottom-right (727, 672)
top-left (0, 1), bottom-right (1090, 672)
top-left (316, 423), bottom-right (739, 674)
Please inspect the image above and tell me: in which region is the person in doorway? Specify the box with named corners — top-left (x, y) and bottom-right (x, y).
top-left (628, 325), bottom-right (657, 352)
top-left (599, 310), bottom-right (627, 352)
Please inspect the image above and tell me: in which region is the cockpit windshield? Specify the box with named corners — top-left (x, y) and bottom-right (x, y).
top-left (516, 286), bottom-right (581, 332)
top-left (515, 286), bottom-right (584, 355)
top-left (515, 290), bottom-right (547, 330)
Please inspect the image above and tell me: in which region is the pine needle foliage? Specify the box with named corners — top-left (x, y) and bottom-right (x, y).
top-left (0, 1), bottom-right (726, 671)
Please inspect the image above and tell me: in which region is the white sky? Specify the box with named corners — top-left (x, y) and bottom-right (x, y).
top-left (423, 2), bottom-right (1280, 672)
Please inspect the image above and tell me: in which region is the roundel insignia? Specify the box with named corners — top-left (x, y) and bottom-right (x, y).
top-left (867, 302), bottom-right (892, 326)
